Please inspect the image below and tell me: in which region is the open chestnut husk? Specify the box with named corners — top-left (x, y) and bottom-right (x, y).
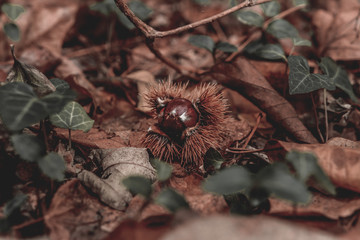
top-left (142, 82), bottom-right (228, 166)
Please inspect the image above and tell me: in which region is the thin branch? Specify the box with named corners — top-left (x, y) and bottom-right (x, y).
top-left (114, 0), bottom-right (273, 39)
top-left (324, 89), bottom-right (329, 142)
top-left (242, 113), bottom-right (263, 149)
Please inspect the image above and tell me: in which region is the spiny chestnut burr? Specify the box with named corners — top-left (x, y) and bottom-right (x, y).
top-left (142, 81), bottom-right (228, 166)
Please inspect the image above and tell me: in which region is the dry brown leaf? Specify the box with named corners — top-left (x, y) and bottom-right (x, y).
top-left (313, 9), bottom-right (360, 60)
top-left (169, 167), bottom-right (228, 215)
top-left (44, 179), bottom-right (125, 240)
top-left (103, 215), bottom-right (173, 240)
top-left (161, 215), bottom-right (338, 240)
top-left (55, 58), bottom-right (116, 116)
top-left (78, 148), bottom-right (156, 210)
top-left (55, 128), bottom-right (128, 149)
top-left (126, 70), bottom-right (157, 113)
top-left (202, 57), bottom-right (318, 143)
top-left (266, 139), bottom-right (360, 193)
top-left (269, 192), bottom-right (360, 220)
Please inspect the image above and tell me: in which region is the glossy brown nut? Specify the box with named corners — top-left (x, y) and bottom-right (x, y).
top-left (158, 98), bottom-right (198, 137)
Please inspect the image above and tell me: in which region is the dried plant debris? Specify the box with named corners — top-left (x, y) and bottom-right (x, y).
top-left (6, 45), bottom-right (56, 97)
top-left (142, 82), bottom-right (228, 166)
top-left (78, 147), bottom-right (156, 210)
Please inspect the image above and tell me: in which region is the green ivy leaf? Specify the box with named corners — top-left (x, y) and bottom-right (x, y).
top-left (215, 42), bottom-right (237, 53)
top-left (6, 45), bottom-right (56, 97)
top-left (203, 148), bottom-right (225, 172)
top-left (255, 44), bottom-right (286, 61)
top-left (261, 1), bottom-right (281, 17)
top-left (90, 0), bottom-right (114, 16)
top-left (193, 0), bottom-right (210, 5)
top-left (256, 163), bottom-right (311, 204)
top-left (286, 151), bottom-right (336, 195)
top-left (288, 55), bottom-right (335, 95)
top-left (150, 158), bottom-right (173, 182)
top-left (0, 218), bottom-right (9, 233)
top-left (50, 78), bottom-right (70, 94)
top-left (123, 176), bottom-right (153, 199)
top-left (0, 82), bottom-right (76, 131)
top-left (3, 194), bottom-right (27, 217)
top-left (188, 35), bottom-right (215, 53)
top-left (50, 101), bottom-right (94, 133)
top-left (266, 19), bottom-right (299, 39)
top-left (202, 165), bottom-right (252, 195)
top-left (292, 0), bottom-right (308, 6)
top-left (236, 11), bottom-right (264, 27)
top-left (319, 57), bottom-right (358, 102)
top-left (117, 1), bottom-right (152, 29)
top-left (10, 134), bottom-right (46, 162)
top-left (38, 152), bottom-right (65, 181)
top-left (3, 22), bottom-right (20, 42)
top-left (292, 37), bottom-right (312, 47)
top-left (155, 188), bottom-right (189, 212)
top-left (1, 4), bottom-right (25, 21)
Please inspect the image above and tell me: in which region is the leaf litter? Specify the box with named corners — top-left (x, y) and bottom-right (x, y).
top-left (0, 0), bottom-right (360, 239)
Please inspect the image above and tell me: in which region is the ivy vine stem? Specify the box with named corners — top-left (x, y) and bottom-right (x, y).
top-left (323, 89), bottom-right (329, 142)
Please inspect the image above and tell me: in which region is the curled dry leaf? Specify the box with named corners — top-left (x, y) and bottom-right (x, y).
top-left (78, 147), bottom-right (156, 210)
top-left (270, 192), bottom-right (360, 220)
top-left (202, 57), bottom-right (318, 144)
top-left (266, 138), bottom-right (360, 193)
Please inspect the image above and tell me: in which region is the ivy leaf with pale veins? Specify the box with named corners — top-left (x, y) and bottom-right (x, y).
top-left (1, 4), bottom-right (25, 21)
top-left (50, 78), bottom-right (70, 94)
top-left (6, 45), bottom-right (56, 97)
top-left (202, 165), bottom-right (252, 195)
top-left (50, 101), bottom-right (94, 132)
top-left (0, 82), bottom-right (75, 131)
top-left (123, 176), bottom-right (153, 199)
top-left (261, 1), bottom-right (281, 17)
top-left (286, 151), bottom-right (336, 195)
top-left (3, 23), bottom-right (20, 42)
top-left (256, 163), bottom-right (311, 204)
top-left (237, 11), bottom-right (264, 27)
top-left (188, 35), bottom-right (215, 53)
top-left (38, 152), bottom-right (66, 181)
top-left (155, 188), bottom-right (189, 213)
top-left (293, 37), bottom-right (312, 47)
top-left (319, 57), bottom-right (358, 102)
top-left (288, 55), bottom-right (335, 95)
top-left (255, 44), bottom-right (286, 61)
top-left (150, 158), bottom-right (173, 182)
top-left (215, 42), bottom-right (237, 53)
top-left (266, 19), bottom-right (299, 39)
top-left (11, 134), bottom-right (46, 162)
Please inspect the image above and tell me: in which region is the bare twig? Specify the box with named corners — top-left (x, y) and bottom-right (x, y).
top-left (324, 89), bottom-right (329, 142)
top-left (114, 0), bottom-right (273, 39)
top-left (242, 113), bottom-right (263, 149)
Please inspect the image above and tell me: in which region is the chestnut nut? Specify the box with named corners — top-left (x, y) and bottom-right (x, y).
top-left (142, 82), bottom-right (227, 166)
top-left (158, 98), bottom-right (198, 139)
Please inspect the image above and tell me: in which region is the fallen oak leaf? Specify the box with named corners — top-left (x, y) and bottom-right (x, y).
top-left (202, 57), bottom-right (318, 143)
